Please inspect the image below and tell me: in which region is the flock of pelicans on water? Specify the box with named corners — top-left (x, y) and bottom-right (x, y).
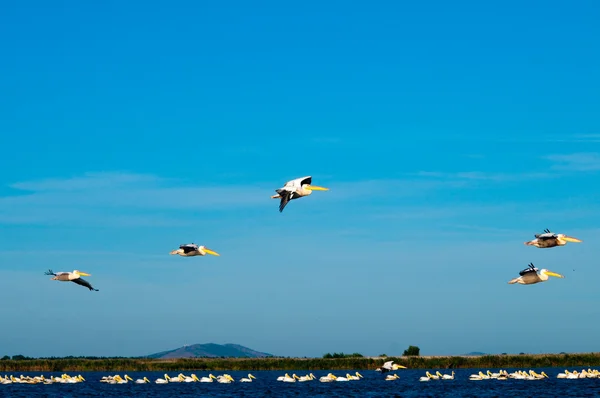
top-left (42, 176), bottom-right (584, 292)
top-left (3, 367), bottom-right (600, 385)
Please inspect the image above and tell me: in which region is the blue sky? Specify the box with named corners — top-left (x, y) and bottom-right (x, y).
top-left (1, 0), bottom-right (599, 358)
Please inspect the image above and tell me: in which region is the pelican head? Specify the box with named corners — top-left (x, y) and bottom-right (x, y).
top-left (199, 246), bottom-right (220, 256)
top-left (557, 234), bottom-right (582, 243)
top-left (73, 270), bottom-right (91, 276)
top-left (540, 269), bottom-right (564, 279)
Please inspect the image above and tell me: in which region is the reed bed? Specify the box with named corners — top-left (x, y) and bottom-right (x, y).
top-left (2, 353), bottom-right (600, 372)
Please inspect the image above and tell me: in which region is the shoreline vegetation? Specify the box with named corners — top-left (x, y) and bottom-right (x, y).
top-left (2, 353), bottom-right (600, 372)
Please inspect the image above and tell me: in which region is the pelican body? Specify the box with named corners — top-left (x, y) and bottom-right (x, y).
top-left (170, 243), bottom-right (220, 257)
top-left (45, 269), bottom-right (99, 291)
top-left (271, 176), bottom-right (329, 212)
top-left (509, 264), bottom-right (564, 285)
top-left (524, 229), bottom-right (582, 248)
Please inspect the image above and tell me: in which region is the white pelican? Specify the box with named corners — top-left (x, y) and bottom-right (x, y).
top-left (347, 372), bottom-right (363, 380)
top-left (44, 269), bottom-right (99, 291)
top-left (117, 375), bottom-right (133, 384)
top-left (240, 374), bottom-right (256, 382)
top-left (182, 374), bottom-right (199, 382)
top-left (155, 374), bottom-right (170, 384)
top-left (426, 371), bottom-right (439, 380)
top-left (441, 371), bottom-right (455, 380)
top-left (170, 243), bottom-right (220, 257)
top-left (217, 374), bottom-right (234, 383)
top-left (386, 374), bottom-right (400, 380)
top-left (282, 374), bottom-right (299, 382)
top-left (168, 374), bottom-right (185, 382)
top-left (319, 373), bottom-right (337, 382)
top-left (271, 176), bottom-right (329, 212)
top-left (135, 376), bottom-right (150, 383)
top-left (199, 374), bottom-right (217, 382)
top-left (556, 370), bottom-right (570, 379)
top-left (508, 264), bottom-right (565, 285)
top-left (297, 373), bottom-right (316, 382)
top-left (377, 360), bottom-right (407, 373)
top-left (525, 229), bottom-right (582, 248)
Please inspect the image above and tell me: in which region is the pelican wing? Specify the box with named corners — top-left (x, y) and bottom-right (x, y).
top-left (180, 244), bottom-right (199, 253)
top-left (284, 176), bottom-right (311, 188)
top-left (71, 277), bottom-right (99, 291)
top-left (535, 232), bottom-right (556, 240)
top-left (381, 360), bottom-right (394, 372)
top-left (279, 191), bottom-right (292, 213)
top-left (300, 176), bottom-right (312, 185)
top-left (519, 267), bottom-right (538, 276)
top-left (519, 263), bottom-right (538, 276)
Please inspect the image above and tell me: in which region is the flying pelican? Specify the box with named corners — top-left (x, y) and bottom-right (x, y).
top-left (271, 176), bottom-right (329, 212)
top-left (508, 264), bottom-right (565, 285)
top-left (44, 269), bottom-right (99, 291)
top-left (170, 243), bottom-right (220, 257)
top-left (377, 360), bottom-right (407, 373)
top-left (524, 229), bottom-right (582, 248)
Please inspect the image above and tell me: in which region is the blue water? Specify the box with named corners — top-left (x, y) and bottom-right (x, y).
top-left (2, 368), bottom-right (599, 397)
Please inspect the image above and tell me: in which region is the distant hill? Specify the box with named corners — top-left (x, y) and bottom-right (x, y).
top-left (147, 343), bottom-right (274, 359)
top-left (465, 352), bottom-right (487, 356)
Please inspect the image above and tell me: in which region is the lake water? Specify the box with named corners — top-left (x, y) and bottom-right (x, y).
top-left (2, 368), bottom-right (600, 397)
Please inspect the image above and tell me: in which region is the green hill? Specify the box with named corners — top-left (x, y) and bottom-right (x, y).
top-left (147, 343), bottom-right (273, 359)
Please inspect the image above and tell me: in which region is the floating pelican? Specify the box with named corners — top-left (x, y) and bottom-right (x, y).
top-left (182, 374), bottom-right (199, 382)
top-left (281, 373), bottom-right (299, 382)
top-left (441, 371), bottom-right (455, 380)
top-left (135, 377), bottom-right (150, 383)
top-left (271, 176), bottom-right (329, 212)
top-left (525, 229), bottom-right (582, 248)
top-left (508, 264), bottom-right (565, 285)
top-left (426, 371), bottom-right (439, 380)
top-left (217, 374), bottom-right (235, 383)
top-left (240, 374), bottom-right (256, 382)
top-left (385, 374), bottom-right (400, 380)
top-left (170, 243), bottom-right (220, 257)
top-left (319, 373), bottom-right (337, 382)
top-left (199, 374), bottom-right (217, 382)
top-left (155, 374), bottom-right (170, 384)
top-left (347, 372), bottom-right (363, 380)
top-left (297, 373), bottom-right (316, 382)
top-left (44, 269), bottom-right (99, 291)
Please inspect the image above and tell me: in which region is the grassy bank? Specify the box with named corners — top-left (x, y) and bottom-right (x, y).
top-left (2, 353), bottom-right (600, 372)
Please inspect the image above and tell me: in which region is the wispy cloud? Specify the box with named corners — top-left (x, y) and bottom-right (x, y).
top-left (0, 172), bottom-right (272, 226)
top-left (409, 170), bottom-right (554, 182)
top-left (544, 152), bottom-right (600, 171)
top-left (541, 134), bottom-right (600, 143)
top-left (1, 171), bottom-right (464, 226)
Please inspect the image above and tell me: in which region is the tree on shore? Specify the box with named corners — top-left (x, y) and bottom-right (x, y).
top-left (403, 346), bottom-right (420, 356)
